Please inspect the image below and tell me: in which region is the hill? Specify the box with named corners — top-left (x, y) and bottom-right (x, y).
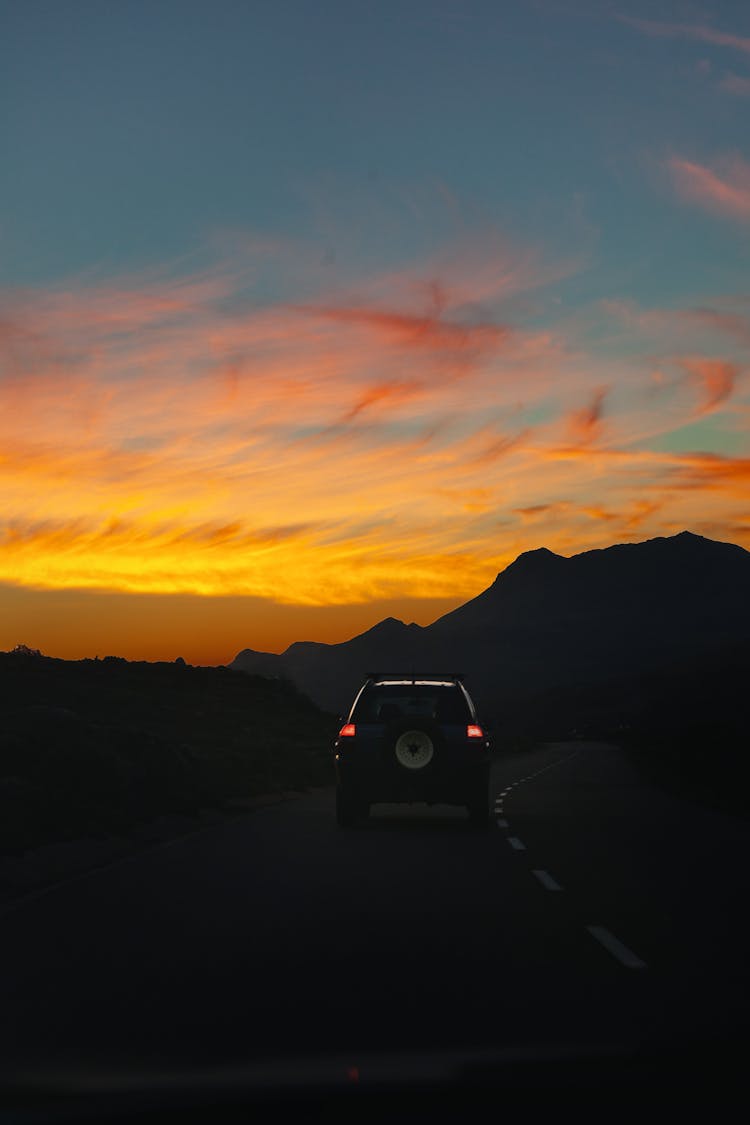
top-left (0, 653), bottom-right (334, 855)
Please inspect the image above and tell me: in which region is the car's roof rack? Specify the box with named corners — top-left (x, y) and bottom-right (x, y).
top-left (365, 671), bottom-right (465, 682)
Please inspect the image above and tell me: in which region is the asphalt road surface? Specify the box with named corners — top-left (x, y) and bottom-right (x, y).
top-left (2, 741), bottom-right (749, 1105)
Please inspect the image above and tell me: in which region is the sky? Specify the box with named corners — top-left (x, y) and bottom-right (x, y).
top-left (1, 0), bottom-right (749, 664)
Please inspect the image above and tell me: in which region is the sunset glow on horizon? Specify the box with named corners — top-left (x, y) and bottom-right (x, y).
top-left (2, 1), bottom-right (748, 663)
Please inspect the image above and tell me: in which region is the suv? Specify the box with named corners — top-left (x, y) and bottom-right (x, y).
top-left (333, 673), bottom-right (491, 829)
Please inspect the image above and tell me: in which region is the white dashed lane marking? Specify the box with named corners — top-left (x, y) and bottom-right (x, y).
top-left (586, 926), bottom-right (647, 970)
top-left (493, 751), bottom-right (650, 972)
top-left (532, 869), bottom-right (562, 891)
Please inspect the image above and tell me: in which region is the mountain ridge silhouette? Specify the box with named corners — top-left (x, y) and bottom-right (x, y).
top-left (230, 531), bottom-right (750, 731)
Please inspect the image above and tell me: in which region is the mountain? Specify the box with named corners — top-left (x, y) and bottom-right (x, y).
top-left (232, 616), bottom-right (425, 712)
top-left (230, 532), bottom-right (750, 734)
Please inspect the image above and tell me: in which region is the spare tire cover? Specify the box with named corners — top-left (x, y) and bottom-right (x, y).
top-left (393, 727), bottom-right (435, 770)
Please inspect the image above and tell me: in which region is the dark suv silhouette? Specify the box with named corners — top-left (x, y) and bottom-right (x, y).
top-left (333, 673), bottom-right (491, 829)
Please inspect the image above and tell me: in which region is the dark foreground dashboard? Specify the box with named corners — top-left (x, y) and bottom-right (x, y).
top-left (1, 1037), bottom-right (745, 1125)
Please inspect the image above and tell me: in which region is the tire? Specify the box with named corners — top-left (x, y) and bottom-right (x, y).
top-left (384, 717), bottom-right (445, 774)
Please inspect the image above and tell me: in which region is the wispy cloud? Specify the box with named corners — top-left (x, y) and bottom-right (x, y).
top-left (565, 388), bottom-right (607, 445)
top-left (679, 357), bottom-right (739, 414)
top-left (666, 154), bottom-right (750, 221)
top-left (620, 15), bottom-right (750, 103)
top-left (620, 15), bottom-right (750, 58)
top-left (671, 451), bottom-right (750, 490)
top-left (598, 296), bottom-right (750, 350)
top-left (720, 71), bottom-right (750, 96)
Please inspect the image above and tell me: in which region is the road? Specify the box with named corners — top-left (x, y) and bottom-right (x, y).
top-left (1, 740), bottom-right (749, 1102)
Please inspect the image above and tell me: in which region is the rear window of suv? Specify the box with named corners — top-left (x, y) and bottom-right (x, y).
top-left (352, 683), bottom-right (472, 724)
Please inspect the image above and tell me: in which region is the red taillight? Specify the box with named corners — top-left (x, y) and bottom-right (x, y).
top-left (467, 724), bottom-right (484, 739)
top-left (339, 723), bottom-right (356, 737)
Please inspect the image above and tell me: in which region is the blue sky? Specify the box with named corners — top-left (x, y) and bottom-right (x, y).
top-left (3, 0), bottom-right (748, 290)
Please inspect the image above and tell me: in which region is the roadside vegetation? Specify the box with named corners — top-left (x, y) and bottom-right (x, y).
top-left (0, 651), bottom-right (336, 856)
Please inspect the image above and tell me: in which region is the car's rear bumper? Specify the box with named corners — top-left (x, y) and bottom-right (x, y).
top-left (334, 741), bottom-right (490, 805)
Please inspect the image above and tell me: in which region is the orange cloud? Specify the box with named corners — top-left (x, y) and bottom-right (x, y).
top-left (679, 357), bottom-right (739, 413)
top-left (581, 505), bottom-right (618, 522)
top-left (1, 233), bottom-right (749, 633)
top-left (515, 502), bottom-right (570, 523)
top-left (295, 299), bottom-right (509, 370)
top-left (565, 388), bottom-right (607, 445)
top-left (463, 426), bottom-right (532, 468)
top-left (336, 379), bottom-right (424, 426)
top-left (667, 155), bottom-right (750, 221)
top-left (672, 452), bottom-right (750, 490)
